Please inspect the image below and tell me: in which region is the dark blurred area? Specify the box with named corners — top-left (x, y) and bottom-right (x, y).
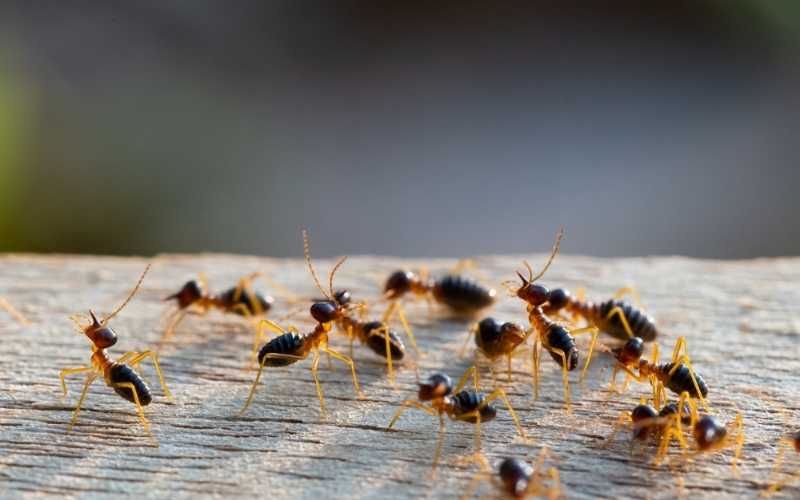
top-left (0, 1), bottom-right (798, 258)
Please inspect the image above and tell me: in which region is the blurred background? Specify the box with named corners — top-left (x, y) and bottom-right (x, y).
top-left (0, 1), bottom-right (798, 259)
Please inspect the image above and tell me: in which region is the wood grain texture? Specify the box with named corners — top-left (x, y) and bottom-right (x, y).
top-left (0, 253), bottom-right (798, 499)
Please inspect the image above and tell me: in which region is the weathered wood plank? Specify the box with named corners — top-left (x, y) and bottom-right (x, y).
top-left (0, 253), bottom-right (798, 499)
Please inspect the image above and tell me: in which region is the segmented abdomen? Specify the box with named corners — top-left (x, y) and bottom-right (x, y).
top-left (544, 325), bottom-right (578, 371)
top-left (362, 321), bottom-right (405, 360)
top-left (583, 300), bottom-right (657, 341)
top-left (432, 275), bottom-right (496, 313)
top-left (217, 287), bottom-right (274, 316)
top-left (658, 362), bottom-right (708, 398)
top-left (498, 458), bottom-right (533, 497)
top-left (258, 332), bottom-right (305, 367)
top-left (109, 364), bottom-right (152, 406)
top-left (475, 317), bottom-right (504, 357)
top-left (450, 390), bottom-right (497, 422)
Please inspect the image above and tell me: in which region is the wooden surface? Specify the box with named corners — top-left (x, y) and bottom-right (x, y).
top-left (0, 253), bottom-right (798, 499)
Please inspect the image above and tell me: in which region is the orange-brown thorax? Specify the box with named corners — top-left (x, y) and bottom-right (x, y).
top-left (90, 347), bottom-right (117, 381)
top-left (526, 305), bottom-right (556, 334)
top-left (302, 322), bottom-right (332, 355)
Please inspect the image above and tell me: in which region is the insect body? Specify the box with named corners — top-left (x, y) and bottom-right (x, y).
top-left (462, 450), bottom-right (561, 499)
top-left (527, 303), bottom-right (598, 409)
top-left (284, 231), bottom-right (416, 383)
top-left (387, 369), bottom-right (525, 471)
top-left (382, 265), bottom-right (497, 351)
top-left (661, 413), bottom-right (744, 470)
top-left (604, 403), bottom-right (663, 448)
top-left (161, 272), bottom-right (274, 345)
top-left (384, 269), bottom-right (497, 314)
top-left (239, 315), bottom-right (363, 416)
top-left (604, 392), bottom-right (699, 462)
top-left (309, 295), bottom-right (410, 383)
top-left (240, 231), bottom-right (369, 416)
top-left (319, 288), bottom-right (411, 381)
top-left (461, 317), bottom-right (530, 384)
top-left (506, 230), bottom-right (599, 410)
top-left (544, 287), bottom-right (657, 341)
top-left (59, 265), bottom-right (172, 433)
top-left (602, 335), bottom-right (709, 408)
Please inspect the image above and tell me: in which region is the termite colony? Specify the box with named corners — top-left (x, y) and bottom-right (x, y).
top-left (7, 227), bottom-right (788, 497)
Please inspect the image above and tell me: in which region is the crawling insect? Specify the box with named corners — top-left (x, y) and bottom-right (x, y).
top-left (507, 229), bottom-right (599, 410)
top-left (661, 412), bottom-right (745, 471)
top-left (239, 231), bottom-right (364, 417)
top-left (599, 335), bottom-right (709, 409)
top-left (764, 431), bottom-right (800, 496)
top-left (239, 317), bottom-right (363, 416)
top-left (59, 265), bottom-right (173, 433)
top-left (382, 261), bottom-right (497, 343)
top-left (460, 317), bottom-right (532, 384)
top-left (461, 450), bottom-right (561, 499)
top-left (387, 368), bottom-right (525, 472)
top-left (251, 230), bottom-right (418, 383)
top-left (161, 272), bottom-right (274, 345)
top-left (542, 285), bottom-right (657, 341)
top-left (604, 394), bottom-right (697, 453)
top-left (316, 287), bottom-right (416, 384)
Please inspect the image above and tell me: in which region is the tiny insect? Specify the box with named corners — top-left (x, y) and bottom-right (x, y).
top-left (315, 286), bottom-right (417, 384)
top-left (386, 367), bottom-right (525, 472)
top-left (161, 272), bottom-right (274, 346)
top-left (460, 317), bottom-right (532, 384)
top-left (382, 261), bottom-right (497, 341)
top-left (59, 264), bottom-right (173, 433)
top-left (599, 335), bottom-right (709, 409)
top-left (661, 412), bottom-right (745, 471)
top-left (542, 285), bottom-right (657, 342)
top-left (250, 231), bottom-right (418, 383)
top-left (763, 431), bottom-right (800, 496)
top-left (239, 231), bottom-right (364, 416)
top-left (461, 450), bottom-right (561, 499)
top-left (604, 394), bottom-right (697, 455)
top-left (506, 229), bottom-right (599, 410)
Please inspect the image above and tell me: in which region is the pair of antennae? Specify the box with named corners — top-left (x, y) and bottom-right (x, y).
top-left (502, 228), bottom-right (564, 294)
top-left (303, 230), bottom-right (347, 303)
top-left (519, 228), bottom-right (564, 284)
top-left (73, 263), bottom-right (151, 332)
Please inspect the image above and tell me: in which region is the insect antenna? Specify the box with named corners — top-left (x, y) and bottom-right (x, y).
top-left (328, 256), bottom-right (348, 303)
top-left (303, 229), bottom-right (332, 301)
top-left (525, 228), bottom-right (564, 284)
top-left (102, 263), bottom-right (151, 325)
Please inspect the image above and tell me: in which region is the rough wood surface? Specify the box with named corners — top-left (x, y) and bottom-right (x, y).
top-left (1, 253), bottom-right (798, 499)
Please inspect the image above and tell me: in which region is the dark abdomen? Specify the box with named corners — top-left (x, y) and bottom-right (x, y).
top-left (433, 275), bottom-right (496, 313)
top-left (451, 390), bottom-right (497, 423)
top-left (498, 458), bottom-right (533, 497)
top-left (109, 364), bottom-right (152, 406)
top-left (362, 321), bottom-right (405, 360)
top-left (258, 333), bottom-right (304, 367)
top-left (596, 300), bottom-right (657, 341)
top-left (475, 317), bottom-right (503, 357)
top-left (660, 362), bottom-right (708, 398)
top-left (545, 325), bottom-right (578, 371)
top-left (217, 288), bottom-right (274, 316)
